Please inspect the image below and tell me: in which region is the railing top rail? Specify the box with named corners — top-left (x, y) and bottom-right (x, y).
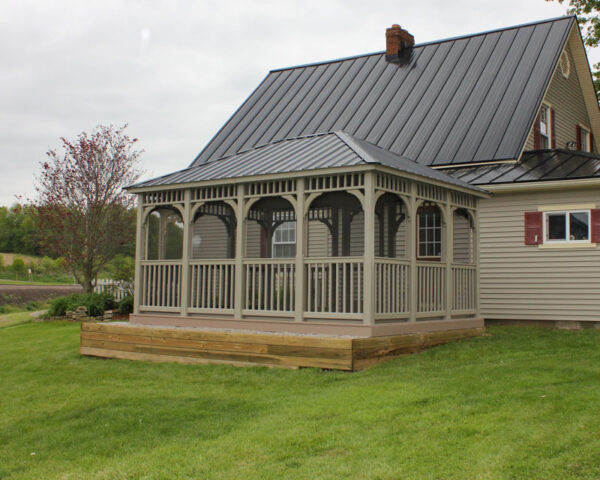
top-left (141, 260), bottom-right (183, 265)
top-left (416, 261), bottom-right (447, 268)
top-left (190, 259), bottom-right (236, 265)
top-left (451, 263), bottom-right (477, 269)
top-left (304, 256), bottom-right (363, 263)
top-left (374, 257), bottom-right (410, 264)
top-left (243, 258), bottom-right (296, 265)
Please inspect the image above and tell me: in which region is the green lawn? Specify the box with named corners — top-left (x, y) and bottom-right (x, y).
top-left (0, 279), bottom-right (73, 286)
top-left (0, 311), bottom-right (37, 328)
top-left (1, 323), bottom-right (599, 479)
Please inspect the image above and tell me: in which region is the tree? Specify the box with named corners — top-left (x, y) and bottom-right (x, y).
top-left (547, 0), bottom-right (600, 97)
top-left (35, 124), bottom-right (142, 293)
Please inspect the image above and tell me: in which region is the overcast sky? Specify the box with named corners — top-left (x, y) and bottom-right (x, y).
top-left (1, 0), bottom-right (597, 206)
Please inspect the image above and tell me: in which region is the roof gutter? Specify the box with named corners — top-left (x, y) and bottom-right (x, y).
top-left (481, 177), bottom-right (600, 193)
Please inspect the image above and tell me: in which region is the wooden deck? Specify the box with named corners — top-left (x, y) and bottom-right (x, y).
top-left (80, 322), bottom-right (484, 371)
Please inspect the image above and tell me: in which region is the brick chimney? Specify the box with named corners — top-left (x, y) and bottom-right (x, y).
top-left (386, 24), bottom-right (414, 62)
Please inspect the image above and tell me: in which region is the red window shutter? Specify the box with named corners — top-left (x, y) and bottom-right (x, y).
top-left (524, 211), bottom-right (543, 245)
top-left (591, 133), bottom-right (595, 153)
top-left (533, 114), bottom-right (541, 149)
top-left (591, 209), bottom-right (600, 243)
top-left (550, 108), bottom-right (556, 148)
top-left (576, 125), bottom-right (582, 151)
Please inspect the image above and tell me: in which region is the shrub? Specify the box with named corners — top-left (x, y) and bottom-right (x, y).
top-left (99, 292), bottom-right (117, 311)
top-left (48, 293), bottom-right (113, 317)
top-left (118, 295), bottom-right (134, 315)
top-left (12, 257), bottom-right (26, 278)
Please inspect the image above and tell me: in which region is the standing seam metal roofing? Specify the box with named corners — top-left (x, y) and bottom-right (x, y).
top-left (445, 150), bottom-right (600, 185)
top-left (130, 131), bottom-right (486, 193)
top-left (191, 16), bottom-right (575, 168)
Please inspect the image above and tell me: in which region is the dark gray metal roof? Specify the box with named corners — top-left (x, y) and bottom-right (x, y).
top-left (130, 131), bottom-right (486, 193)
top-left (445, 150), bottom-right (600, 185)
top-left (191, 16), bottom-right (574, 168)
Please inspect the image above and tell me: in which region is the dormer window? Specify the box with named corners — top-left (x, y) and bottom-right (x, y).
top-left (578, 125), bottom-right (592, 153)
top-left (539, 105), bottom-right (551, 149)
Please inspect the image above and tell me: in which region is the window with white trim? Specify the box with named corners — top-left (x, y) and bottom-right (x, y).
top-left (539, 105), bottom-right (551, 149)
top-left (581, 126), bottom-right (591, 153)
top-left (544, 210), bottom-right (590, 243)
top-left (272, 221), bottom-right (296, 258)
top-left (417, 205), bottom-right (441, 259)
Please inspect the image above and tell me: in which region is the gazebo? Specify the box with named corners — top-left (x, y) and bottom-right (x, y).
top-left (81, 132), bottom-right (489, 370)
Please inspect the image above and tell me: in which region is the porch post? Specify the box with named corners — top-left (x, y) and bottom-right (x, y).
top-left (474, 203), bottom-right (481, 318)
top-left (444, 191), bottom-right (453, 320)
top-left (363, 170), bottom-right (376, 325)
top-left (234, 184), bottom-right (245, 319)
top-left (294, 178), bottom-right (305, 322)
top-left (133, 194), bottom-right (144, 315)
top-left (180, 189), bottom-right (191, 317)
top-left (408, 182), bottom-right (417, 322)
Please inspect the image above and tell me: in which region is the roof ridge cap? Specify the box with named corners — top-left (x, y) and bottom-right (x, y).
top-left (269, 15), bottom-right (575, 73)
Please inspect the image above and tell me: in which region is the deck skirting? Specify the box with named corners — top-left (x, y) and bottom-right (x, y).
top-left (80, 320), bottom-right (484, 371)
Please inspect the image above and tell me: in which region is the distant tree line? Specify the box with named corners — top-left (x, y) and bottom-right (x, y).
top-left (0, 204), bottom-right (39, 255)
top-left (0, 203), bottom-right (136, 260)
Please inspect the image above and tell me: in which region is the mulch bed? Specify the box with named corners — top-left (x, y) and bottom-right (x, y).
top-left (0, 285), bottom-right (83, 305)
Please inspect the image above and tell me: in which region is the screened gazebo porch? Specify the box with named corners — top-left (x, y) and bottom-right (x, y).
top-left (128, 165), bottom-right (484, 337)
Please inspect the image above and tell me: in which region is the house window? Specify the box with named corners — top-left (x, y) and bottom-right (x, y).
top-left (418, 205), bottom-right (441, 259)
top-left (544, 210), bottom-right (590, 243)
top-left (581, 126), bottom-right (591, 152)
top-left (272, 221), bottom-right (296, 258)
top-left (539, 105), bottom-right (551, 149)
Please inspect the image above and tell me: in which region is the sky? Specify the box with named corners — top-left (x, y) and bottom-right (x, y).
top-left (1, 0), bottom-right (598, 206)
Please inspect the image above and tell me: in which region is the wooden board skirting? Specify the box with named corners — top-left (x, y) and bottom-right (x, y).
top-left (80, 322), bottom-right (484, 371)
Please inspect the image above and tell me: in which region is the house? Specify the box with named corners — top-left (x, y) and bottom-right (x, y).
top-left (81, 15), bottom-right (600, 369)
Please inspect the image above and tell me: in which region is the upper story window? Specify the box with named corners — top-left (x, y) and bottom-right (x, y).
top-left (417, 205), bottom-right (441, 259)
top-left (539, 105), bottom-right (551, 149)
top-left (579, 126), bottom-right (592, 153)
top-left (544, 210), bottom-right (590, 243)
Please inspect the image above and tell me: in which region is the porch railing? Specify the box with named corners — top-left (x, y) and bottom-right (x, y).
top-left (305, 257), bottom-right (363, 316)
top-left (139, 258), bottom-right (477, 320)
top-left (244, 260), bottom-right (296, 313)
top-left (452, 264), bottom-right (477, 313)
top-left (375, 258), bottom-right (410, 317)
top-left (417, 262), bottom-right (445, 314)
top-left (189, 260), bottom-right (235, 311)
top-left (140, 261), bottom-right (182, 310)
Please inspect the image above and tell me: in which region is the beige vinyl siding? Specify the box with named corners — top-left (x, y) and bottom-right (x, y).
top-left (453, 212), bottom-right (473, 263)
top-left (307, 220), bottom-right (330, 257)
top-left (524, 42), bottom-right (594, 151)
top-left (192, 215), bottom-right (231, 259)
top-left (479, 187), bottom-right (600, 322)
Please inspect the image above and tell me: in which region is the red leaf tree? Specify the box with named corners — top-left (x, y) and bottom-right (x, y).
top-left (35, 124), bottom-right (142, 293)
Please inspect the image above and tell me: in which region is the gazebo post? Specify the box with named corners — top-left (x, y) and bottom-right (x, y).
top-left (295, 178), bottom-right (306, 322)
top-left (444, 191), bottom-right (454, 320)
top-left (180, 189), bottom-right (191, 317)
top-left (234, 184), bottom-right (245, 319)
top-left (408, 181), bottom-right (417, 322)
top-left (133, 194), bottom-right (144, 315)
top-left (363, 171), bottom-right (376, 325)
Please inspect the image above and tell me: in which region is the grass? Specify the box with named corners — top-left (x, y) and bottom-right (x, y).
top-left (1, 323), bottom-right (599, 479)
top-left (0, 310), bottom-right (37, 328)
